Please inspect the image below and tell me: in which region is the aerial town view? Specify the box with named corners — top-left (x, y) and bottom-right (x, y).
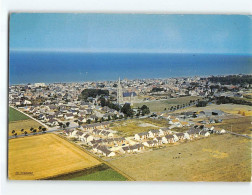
top-left (8, 13), bottom-right (251, 181)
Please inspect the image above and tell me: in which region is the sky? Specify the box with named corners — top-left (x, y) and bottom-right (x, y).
top-left (9, 13), bottom-right (252, 55)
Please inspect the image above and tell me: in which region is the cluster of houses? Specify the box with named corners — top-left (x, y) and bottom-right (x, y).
top-left (134, 124), bottom-right (226, 148)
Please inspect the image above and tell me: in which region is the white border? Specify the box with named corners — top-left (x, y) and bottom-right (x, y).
top-left (1, 1), bottom-right (252, 195)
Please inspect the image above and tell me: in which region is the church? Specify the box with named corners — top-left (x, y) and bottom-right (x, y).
top-left (117, 78), bottom-right (137, 105)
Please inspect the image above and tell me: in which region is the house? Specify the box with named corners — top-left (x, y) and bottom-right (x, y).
top-left (180, 121), bottom-right (190, 127)
top-left (64, 129), bottom-right (74, 136)
top-left (78, 117), bottom-right (86, 123)
top-left (175, 132), bottom-right (185, 140)
top-left (153, 137), bottom-right (163, 145)
top-left (162, 135), bottom-right (176, 144)
top-left (64, 113), bottom-right (74, 120)
top-left (143, 140), bottom-right (158, 147)
top-left (148, 129), bottom-right (161, 138)
top-left (47, 119), bottom-right (59, 127)
top-left (187, 128), bottom-right (201, 138)
top-left (81, 134), bottom-right (94, 143)
top-left (120, 144), bottom-right (144, 153)
top-left (100, 130), bottom-right (114, 138)
top-left (134, 132), bottom-right (149, 140)
top-left (69, 129), bottom-right (79, 137)
top-left (200, 130), bottom-right (210, 137)
top-left (93, 145), bottom-right (115, 157)
top-left (161, 128), bottom-right (172, 135)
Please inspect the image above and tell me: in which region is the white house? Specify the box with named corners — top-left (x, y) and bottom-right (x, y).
top-left (162, 135), bottom-right (176, 144)
top-left (134, 132), bottom-right (149, 140)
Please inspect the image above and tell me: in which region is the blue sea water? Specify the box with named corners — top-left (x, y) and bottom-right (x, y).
top-left (9, 51), bottom-right (252, 85)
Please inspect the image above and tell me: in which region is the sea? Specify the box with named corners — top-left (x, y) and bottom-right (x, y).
top-left (9, 51), bottom-right (252, 85)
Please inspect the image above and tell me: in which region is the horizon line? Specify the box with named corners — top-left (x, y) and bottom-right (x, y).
top-left (9, 48), bottom-right (252, 56)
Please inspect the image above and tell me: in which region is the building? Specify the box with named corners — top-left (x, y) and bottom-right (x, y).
top-left (117, 77), bottom-right (123, 105)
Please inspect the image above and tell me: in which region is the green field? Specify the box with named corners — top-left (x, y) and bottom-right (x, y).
top-left (9, 107), bottom-right (30, 122)
top-left (69, 169), bottom-right (127, 181)
top-left (134, 96), bottom-right (202, 112)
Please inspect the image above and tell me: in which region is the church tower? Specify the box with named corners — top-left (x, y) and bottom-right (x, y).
top-left (117, 77), bottom-right (123, 105)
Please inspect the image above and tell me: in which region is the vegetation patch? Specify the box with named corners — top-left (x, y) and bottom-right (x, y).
top-left (9, 107), bottom-right (30, 122)
top-left (69, 167), bottom-right (127, 181)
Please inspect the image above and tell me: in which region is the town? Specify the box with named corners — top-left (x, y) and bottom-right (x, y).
top-left (9, 74), bottom-right (252, 160)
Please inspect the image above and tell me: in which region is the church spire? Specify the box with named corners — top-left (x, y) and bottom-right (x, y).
top-left (117, 77), bottom-right (123, 105)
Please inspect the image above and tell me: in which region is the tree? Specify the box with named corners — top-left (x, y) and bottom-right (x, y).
top-left (86, 119), bottom-right (91, 124)
top-left (30, 127), bottom-right (34, 132)
top-left (121, 103), bottom-right (134, 117)
top-left (113, 114), bottom-right (118, 120)
top-left (78, 121), bottom-right (83, 127)
top-left (12, 130), bottom-right (15, 134)
top-left (100, 97), bottom-right (106, 107)
top-left (58, 122), bottom-right (63, 128)
top-left (108, 115), bottom-right (111, 121)
top-left (140, 105), bottom-right (150, 116)
top-left (20, 129), bottom-right (24, 132)
top-left (66, 122), bottom-right (70, 127)
top-left (196, 101), bottom-right (208, 107)
top-left (24, 131), bottom-right (28, 136)
top-left (42, 128), bottom-right (47, 133)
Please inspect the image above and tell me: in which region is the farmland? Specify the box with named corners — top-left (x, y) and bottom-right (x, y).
top-left (9, 107), bottom-right (30, 122)
top-left (8, 134), bottom-right (101, 180)
top-left (110, 118), bottom-right (169, 136)
top-left (8, 119), bottom-right (44, 136)
top-left (134, 96), bottom-right (202, 112)
top-left (109, 134), bottom-right (251, 181)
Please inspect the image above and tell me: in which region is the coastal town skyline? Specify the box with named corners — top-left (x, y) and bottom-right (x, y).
top-left (8, 13), bottom-right (252, 182)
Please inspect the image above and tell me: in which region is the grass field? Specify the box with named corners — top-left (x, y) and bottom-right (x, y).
top-left (69, 168), bottom-right (127, 181)
top-left (134, 96), bottom-right (202, 112)
top-left (110, 134), bottom-right (251, 181)
top-left (9, 107), bottom-right (30, 122)
top-left (110, 118), bottom-right (169, 136)
top-left (8, 134), bottom-right (101, 180)
top-left (8, 119), bottom-right (44, 136)
top-left (213, 116), bottom-right (252, 135)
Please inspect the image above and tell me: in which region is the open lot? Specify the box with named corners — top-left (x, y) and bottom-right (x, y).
top-left (8, 119), bottom-right (44, 136)
top-left (9, 107), bottom-right (30, 122)
top-left (134, 96), bottom-right (202, 112)
top-left (110, 134), bottom-right (251, 181)
top-left (8, 134), bottom-right (101, 180)
top-left (213, 116), bottom-right (252, 135)
top-left (110, 118), bottom-right (169, 136)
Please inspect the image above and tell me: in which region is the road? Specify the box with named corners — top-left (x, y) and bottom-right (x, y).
top-left (226, 131), bottom-right (252, 139)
